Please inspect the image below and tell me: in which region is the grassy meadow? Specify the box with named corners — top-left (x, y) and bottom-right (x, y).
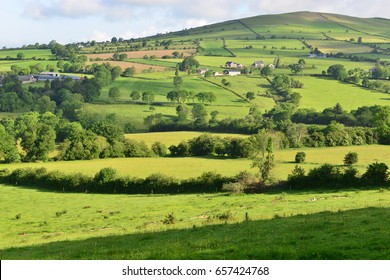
top-left (0, 183), bottom-right (389, 259)
top-left (1, 143), bottom-right (389, 180)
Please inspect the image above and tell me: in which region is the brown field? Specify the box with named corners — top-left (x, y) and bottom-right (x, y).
top-left (86, 49), bottom-right (196, 60)
top-left (86, 60), bottom-right (168, 72)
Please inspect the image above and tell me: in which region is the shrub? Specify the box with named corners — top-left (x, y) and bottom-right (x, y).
top-left (151, 142), bottom-right (167, 157)
top-left (162, 213), bottom-right (176, 225)
top-left (362, 162), bottom-right (389, 185)
top-left (15, 213), bottom-right (22, 220)
top-left (295, 152), bottom-right (306, 163)
top-left (344, 152), bottom-right (358, 166)
top-left (94, 167), bottom-right (117, 185)
top-left (222, 182), bottom-right (246, 195)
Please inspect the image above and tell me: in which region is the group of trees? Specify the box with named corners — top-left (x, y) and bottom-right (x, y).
top-left (0, 63), bottom-right (128, 119)
top-left (166, 90), bottom-right (216, 104)
top-left (326, 64), bottom-right (390, 94)
top-left (288, 161), bottom-right (389, 189)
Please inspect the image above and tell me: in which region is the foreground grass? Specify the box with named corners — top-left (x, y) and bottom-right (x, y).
top-left (0, 183), bottom-right (389, 259)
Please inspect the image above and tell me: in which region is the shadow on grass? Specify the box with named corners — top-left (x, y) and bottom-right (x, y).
top-left (1, 207), bottom-right (389, 260)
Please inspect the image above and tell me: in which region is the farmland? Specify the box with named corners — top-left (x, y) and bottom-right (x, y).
top-left (2, 143), bottom-right (389, 180)
top-left (1, 11), bottom-right (390, 260)
top-left (0, 184), bottom-right (389, 259)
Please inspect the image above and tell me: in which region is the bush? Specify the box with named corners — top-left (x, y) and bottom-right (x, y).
top-left (362, 162), bottom-right (389, 185)
top-left (344, 152), bottom-right (358, 166)
top-left (151, 142), bottom-right (167, 157)
top-left (161, 213), bottom-right (176, 225)
top-left (295, 152), bottom-right (306, 163)
top-left (222, 182), bottom-right (246, 195)
top-left (94, 167), bottom-right (117, 185)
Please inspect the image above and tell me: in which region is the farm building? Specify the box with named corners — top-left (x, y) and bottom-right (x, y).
top-left (197, 68), bottom-right (209, 75)
top-left (34, 72), bottom-right (81, 81)
top-left (252, 60), bottom-right (265, 68)
top-left (223, 70), bottom-right (241, 76)
top-left (18, 75), bottom-right (37, 84)
top-left (225, 61), bottom-right (244, 68)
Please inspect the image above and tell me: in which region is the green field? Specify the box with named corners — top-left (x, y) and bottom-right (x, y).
top-left (0, 49), bottom-right (55, 59)
top-left (2, 144), bottom-right (388, 180)
top-left (294, 76), bottom-right (390, 111)
top-left (0, 184), bottom-right (389, 259)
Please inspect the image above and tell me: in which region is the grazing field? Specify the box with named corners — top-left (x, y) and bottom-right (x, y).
top-left (126, 131), bottom-right (248, 146)
top-left (0, 49), bottom-right (55, 59)
top-left (86, 49), bottom-right (196, 60)
top-left (86, 60), bottom-right (168, 73)
top-left (2, 145), bottom-right (389, 180)
top-left (0, 184), bottom-right (389, 259)
top-left (0, 60), bottom-right (58, 72)
top-left (306, 40), bottom-right (373, 54)
top-left (293, 76), bottom-right (390, 111)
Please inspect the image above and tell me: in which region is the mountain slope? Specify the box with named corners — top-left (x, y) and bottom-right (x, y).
top-left (153, 11), bottom-right (390, 42)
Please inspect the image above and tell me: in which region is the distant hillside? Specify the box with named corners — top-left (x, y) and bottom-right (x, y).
top-left (150, 11), bottom-right (390, 42)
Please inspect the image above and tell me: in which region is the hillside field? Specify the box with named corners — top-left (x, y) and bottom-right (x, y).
top-left (0, 184), bottom-right (389, 259)
top-left (2, 143), bottom-right (389, 180)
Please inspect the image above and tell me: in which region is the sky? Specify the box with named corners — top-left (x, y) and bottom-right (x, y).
top-left (2, 0), bottom-right (389, 48)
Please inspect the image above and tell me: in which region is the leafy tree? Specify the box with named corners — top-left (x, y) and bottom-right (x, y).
top-left (0, 124), bottom-right (20, 162)
top-left (108, 87), bottom-right (121, 102)
top-left (362, 162), bottom-right (389, 185)
top-left (111, 66), bottom-right (122, 80)
top-left (295, 152), bottom-right (306, 163)
top-left (94, 167), bottom-right (117, 185)
top-left (130, 90), bottom-right (141, 101)
top-left (344, 152), bottom-right (358, 166)
top-left (151, 142), bottom-right (167, 157)
top-left (246, 92), bottom-right (255, 100)
top-left (142, 91), bottom-right (155, 103)
top-left (123, 67), bottom-right (135, 77)
top-left (0, 92), bottom-right (19, 112)
top-left (17, 52), bottom-right (25, 60)
top-left (173, 76), bottom-right (183, 90)
top-left (251, 138), bottom-right (275, 183)
top-left (176, 104), bottom-right (190, 121)
top-left (191, 103), bottom-right (208, 125)
top-left (289, 63), bottom-right (304, 74)
top-left (260, 65), bottom-right (273, 77)
top-left (178, 57), bottom-right (199, 71)
top-left (90, 120), bottom-right (124, 144)
top-left (167, 90), bottom-right (188, 103)
top-left (327, 64), bottom-right (348, 81)
top-left (119, 53), bottom-right (128, 61)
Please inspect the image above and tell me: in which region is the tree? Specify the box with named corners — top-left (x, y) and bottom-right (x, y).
top-left (344, 152), bottom-right (358, 166)
top-left (289, 63), bottom-right (304, 74)
top-left (260, 65), bottom-right (273, 77)
top-left (191, 103), bottom-right (208, 125)
top-left (178, 57), bottom-right (199, 71)
top-left (130, 91), bottom-right (141, 101)
top-left (123, 67), bottom-right (135, 77)
top-left (108, 87), bottom-right (121, 102)
top-left (111, 37), bottom-right (118, 43)
top-left (17, 52), bottom-right (25, 60)
top-left (142, 91), bottom-right (155, 103)
top-left (362, 162), bottom-right (389, 185)
top-left (176, 104), bottom-right (190, 121)
top-left (246, 92), bottom-right (255, 100)
top-left (251, 138), bottom-right (275, 183)
top-left (295, 152), bottom-right (306, 163)
top-left (173, 76), bottom-right (183, 90)
top-left (119, 53), bottom-right (128, 61)
top-left (151, 142), bottom-right (167, 157)
top-left (0, 124), bottom-right (20, 163)
top-left (327, 64), bottom-right (348, 81)
top-left (111, 66), bottom-right (122, 80)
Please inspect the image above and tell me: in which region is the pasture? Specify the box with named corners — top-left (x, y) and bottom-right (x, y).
top-left (0, 184), bottom-right (389, 259)
top-left (0, 49), bottom-right (55, 59)
top-left (293, 76), bottom-right (390, 111)
top-left (1, 144), bottom-right (389, 180)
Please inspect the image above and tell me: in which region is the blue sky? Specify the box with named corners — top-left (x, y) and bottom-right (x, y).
top-left (2, 0), bottom-right (389, 48)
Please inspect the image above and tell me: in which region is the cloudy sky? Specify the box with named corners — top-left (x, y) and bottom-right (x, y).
top-left (2, 0), bottom-right (389, 47)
